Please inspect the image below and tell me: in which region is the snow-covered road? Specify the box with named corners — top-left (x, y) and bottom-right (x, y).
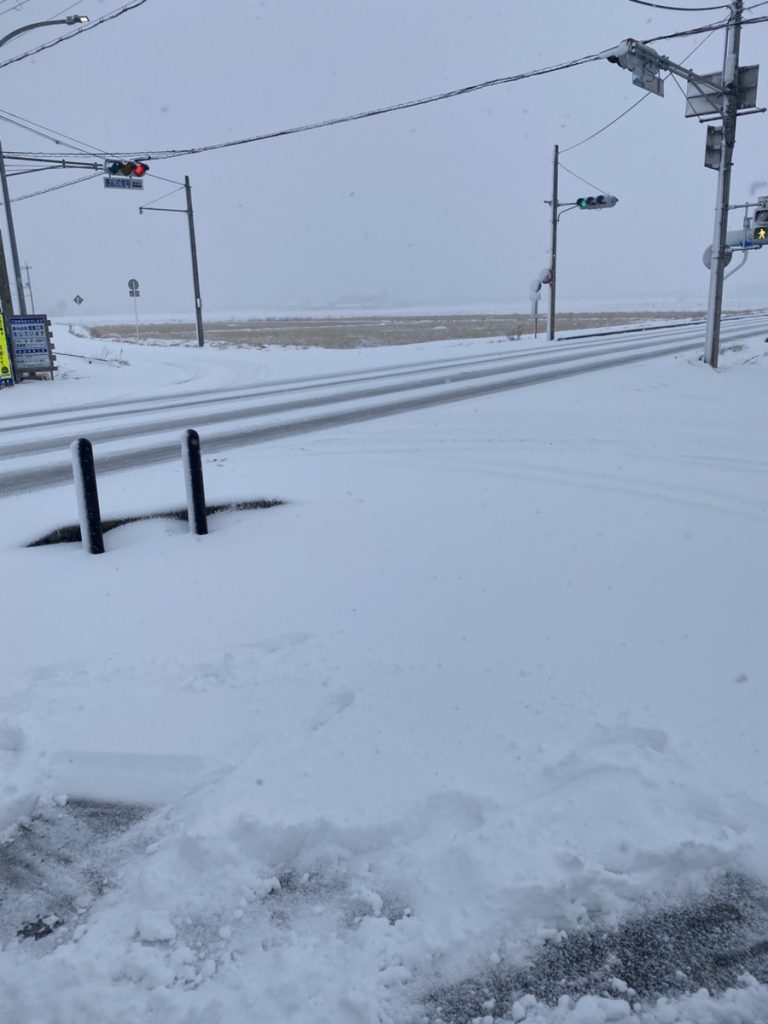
top-left (2, 315), bottom-right (765, 496)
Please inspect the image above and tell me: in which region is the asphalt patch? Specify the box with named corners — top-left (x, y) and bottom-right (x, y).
top-left (423, 872), bottom-right (768, 1020)
top-left (0, 798), bottom-right (150, 945)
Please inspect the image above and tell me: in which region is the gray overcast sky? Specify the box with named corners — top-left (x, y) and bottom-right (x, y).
top-left (1, 0), bottom-right (767, 318)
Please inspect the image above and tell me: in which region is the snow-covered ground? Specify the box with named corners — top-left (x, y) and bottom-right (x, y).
top-left (2, 322), bottom-right (768, 1023)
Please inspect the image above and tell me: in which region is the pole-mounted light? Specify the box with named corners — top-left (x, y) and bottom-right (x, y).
top-left (0, 15), bottom-right (90, 49)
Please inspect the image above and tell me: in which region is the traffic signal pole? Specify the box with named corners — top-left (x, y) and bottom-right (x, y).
top-left (547, 144), bottom-right (559, 342)
top-left (703, 0), bottom-right (743, 368)
top-left (139, 174), bottom-right (205, 348)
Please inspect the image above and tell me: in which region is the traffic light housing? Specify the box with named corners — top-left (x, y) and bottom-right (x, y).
top-left (576, 195), bottom-right (618, 210)
top-left (607, 39), bottom-right (665, 97)
top-left (105, 159), bottom-right (150, 177)
top-left (752, 205), bottom-right (768, 245)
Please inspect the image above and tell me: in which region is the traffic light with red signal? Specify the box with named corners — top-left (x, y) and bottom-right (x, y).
top-left (105, 159), bottom-right (150, 178)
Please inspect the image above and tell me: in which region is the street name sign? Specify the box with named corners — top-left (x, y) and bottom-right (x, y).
top-left (104, 176), bottom-right (144, 190)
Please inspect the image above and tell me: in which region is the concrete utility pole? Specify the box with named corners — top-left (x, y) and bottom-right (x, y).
top-left (0, 227), bottom-right (13, 319)
top-left (0, 141), bottom-right (26, 314)
top-left (703, 0), bottom-right (743, 368)
top-left (547, 144), bottom-right (559, 342)
top-left (185, 176), bottom-right (205, 349)
top-left (23, 263), bottom-right (34, 313)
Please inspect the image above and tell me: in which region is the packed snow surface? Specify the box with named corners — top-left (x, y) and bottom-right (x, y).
top-left (2, 323), bottom-right (768, 1023)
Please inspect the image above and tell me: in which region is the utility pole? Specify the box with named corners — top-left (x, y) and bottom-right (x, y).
top-left (0, 227), bottom-right (13, 319)
top-left (607, 14), bottom-right (757, 369)
top-left (703, 0), bottom-right (743, 368)
top-left (0, 140), bottom-right (26, 314)
top-left (547, 144), bottom-right (559, 342)
top-left (23, 263), bottom-right (34, 313)
top-left (185, 176), bottom-right (205, 349)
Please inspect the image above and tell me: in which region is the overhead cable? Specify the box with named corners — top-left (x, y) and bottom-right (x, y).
top-left (628, 0), bottom-right (728, 10)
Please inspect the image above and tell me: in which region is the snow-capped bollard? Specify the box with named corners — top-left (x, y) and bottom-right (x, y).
top-left (70, 437), bottom-right (104, 555)
top-left (181, 428), bottom-right (208, 536)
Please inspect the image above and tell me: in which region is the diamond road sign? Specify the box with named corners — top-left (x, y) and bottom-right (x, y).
top-left (104, 176), bottom-right (143, 190)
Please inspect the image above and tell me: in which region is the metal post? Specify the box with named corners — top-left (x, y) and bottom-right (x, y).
top-left (185, 176), bottom-right (205, 348)
top-left (70, 438), bottom-right (105, 555)
top-left (0, 226), bottom-right (14, 321)
top-left (703, 1), bottom-right (742, 368)
top-left (181, 428), bottom-right (208, 535)
top-left (0, 140), bottom-right (26, 315)
top-left (546, 144), bottom-right (559, 342)
top-left (23, 263), bottom-right (34, 313)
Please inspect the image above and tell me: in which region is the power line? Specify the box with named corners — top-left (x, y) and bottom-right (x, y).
top-left (0, 108), bottom-right (105, 154)
top-left (628, 0), bottom-right (728, 9)
top-left (8, 170), bottom-right (102, 203)
top-left (0, 0), bottom-right (34, 17)
top-left (87, 49), bottom-right (624, 163)
top-left (561, 94), bottom-right (651, 154)
top-left (82, 17), bottom-right (768, 163)
top-left (643, 12), bottom-right (768, 40)
top-left (558, 161), bottom-right (611, 195)
top-left (0, 49), bottom-right (614, 164)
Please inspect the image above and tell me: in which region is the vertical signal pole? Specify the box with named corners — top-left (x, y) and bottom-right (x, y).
top-left (185, 176), bottom-right (205, 349)
top-left (703, 0), bottom-right (743, 368)
top-left (139, 175), bottom-right (206, 349)
top-left (547, 144), bottom-right (559, 342)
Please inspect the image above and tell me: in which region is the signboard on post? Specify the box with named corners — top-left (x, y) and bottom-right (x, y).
top-left (9, 314), bottom-right (56, 378)
top-left (0, 315), bottom-right (14, 386)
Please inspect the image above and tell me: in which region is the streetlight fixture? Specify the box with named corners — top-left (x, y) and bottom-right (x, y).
top-left (0, 14), bottom-right (89, 318)
top-left (0, 15), bottom-right (89, 49)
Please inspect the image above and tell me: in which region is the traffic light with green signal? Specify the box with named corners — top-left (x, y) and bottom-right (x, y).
top-left (576, 195), bottom-right (619, 210)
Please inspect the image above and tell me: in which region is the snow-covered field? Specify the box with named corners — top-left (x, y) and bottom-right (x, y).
top-left (2, 323), bottom-right (768, 1023)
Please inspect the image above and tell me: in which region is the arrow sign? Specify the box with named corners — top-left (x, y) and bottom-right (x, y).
top-left (128, 278), bottom-right (140, 298)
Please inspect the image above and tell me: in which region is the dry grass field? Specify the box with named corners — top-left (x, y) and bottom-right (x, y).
top-left (85, 310), bottom-right (747, 349)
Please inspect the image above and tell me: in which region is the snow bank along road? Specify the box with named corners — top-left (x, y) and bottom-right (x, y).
top-left (1, 314), bottom-right (764, 498)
